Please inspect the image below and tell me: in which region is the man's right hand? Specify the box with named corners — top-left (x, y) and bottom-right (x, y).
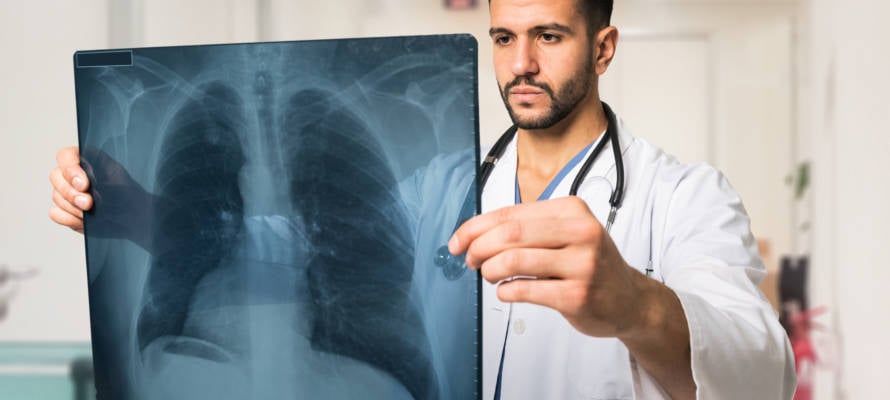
top-left (49, 146), bottom-right (92, 233)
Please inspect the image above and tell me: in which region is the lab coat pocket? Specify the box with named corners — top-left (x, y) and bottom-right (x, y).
top-left (566, 333), bottom-right (634, 400)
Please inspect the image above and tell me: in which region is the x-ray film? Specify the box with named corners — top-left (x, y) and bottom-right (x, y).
top-left (74, 35), bottom-right (480, 400)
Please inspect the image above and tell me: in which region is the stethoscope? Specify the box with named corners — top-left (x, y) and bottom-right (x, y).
top-left (434, 102), bottom-right (626, 280)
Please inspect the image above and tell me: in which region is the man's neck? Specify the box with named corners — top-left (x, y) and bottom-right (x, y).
top-left (516, 94), bottom-right (608, 182)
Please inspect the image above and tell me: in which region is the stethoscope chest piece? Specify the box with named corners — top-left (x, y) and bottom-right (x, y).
top-left (435, 245), bottom-right (467, 281)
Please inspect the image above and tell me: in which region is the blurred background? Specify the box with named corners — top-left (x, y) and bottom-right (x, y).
top-left (1, 0), bottom-right (887, 398)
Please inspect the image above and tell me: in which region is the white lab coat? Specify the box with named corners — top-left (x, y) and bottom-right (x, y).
top-left (474, 117), bottom-right (797, 399)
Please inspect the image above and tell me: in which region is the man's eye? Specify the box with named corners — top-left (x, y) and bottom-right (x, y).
top-left (541, 33), bottom-right (560, 43)
top-left (495, 36), bottom-right (513, 45)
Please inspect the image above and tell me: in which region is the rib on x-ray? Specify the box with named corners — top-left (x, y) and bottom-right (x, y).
top-left (74, 35), bottom-right (480, 400)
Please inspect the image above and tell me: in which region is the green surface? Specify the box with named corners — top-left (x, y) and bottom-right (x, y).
top-left (0, 342), bottom-right (92, 400)
top-left (0, 375), bottom-right (75, 399)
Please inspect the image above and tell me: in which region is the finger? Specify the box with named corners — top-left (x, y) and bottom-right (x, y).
top-left (449, 197), bottom-right (592, 255)
top-left (52, 189), bottom-right (84, 219)
top-left (496, 278), bottom-right (576, 313)
top-left (479, 247), bottom-right (585, 283)
top-left (62, 165), bottom-right (89, 192)
top-left (464, 217), bottom-right (600, 269)
top-left (50, 168), bottom-right (92, 210)
top-left (56, 147), bottom-right (89, 191)
top-left (55, 146), bottom-right (80, 167)
top-left (49, 206), bottom-right (84, 232)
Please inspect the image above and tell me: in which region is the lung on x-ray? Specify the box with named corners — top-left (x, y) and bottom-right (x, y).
top-left (74, 35), bottom-right (480, 400)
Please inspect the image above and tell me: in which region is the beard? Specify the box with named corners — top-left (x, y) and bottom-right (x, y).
top-left (499, 57), bottom-right (594, 130)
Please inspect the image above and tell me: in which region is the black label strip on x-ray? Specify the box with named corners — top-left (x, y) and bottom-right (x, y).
top-left (76, 50), bottom-right (134, 68)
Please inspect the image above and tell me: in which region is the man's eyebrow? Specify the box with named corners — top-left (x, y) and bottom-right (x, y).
top-left (489, 27), bottom-right (512, 37)
top-left (488, 23), bottom-right (575, 37)
top-left (532, 23), bottom-right (574, 34)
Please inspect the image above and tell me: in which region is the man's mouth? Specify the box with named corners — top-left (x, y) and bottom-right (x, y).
top-left (509, 86), bottom-right (546, 102)
top-left (510, 85), bottom-right (544, 94)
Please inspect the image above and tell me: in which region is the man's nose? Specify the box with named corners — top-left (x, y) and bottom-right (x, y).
top-left (510, 38), bottom-right (540, 77)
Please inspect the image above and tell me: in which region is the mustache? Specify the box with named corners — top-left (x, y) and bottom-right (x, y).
top-left (503, 77), bottom-right (555, 98)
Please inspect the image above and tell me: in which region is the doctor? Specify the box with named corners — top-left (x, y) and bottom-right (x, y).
top-left (451, 0), bottom-right (795, 398)
top-left (50, 0), bottom-right (796, 398)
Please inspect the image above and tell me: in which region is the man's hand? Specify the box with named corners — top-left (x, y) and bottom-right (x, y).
top-left (49, 147), bottom-right (92, 233)
top-left (448, 196), bottom-right (650, 339)
top-left (448, 196), bottom-right (696, 399)
top-left (48, 146), bottom-right (153, 246)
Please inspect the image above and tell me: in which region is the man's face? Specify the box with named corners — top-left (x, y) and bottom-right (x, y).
top-left (489, 0), bottom-right (596, 130)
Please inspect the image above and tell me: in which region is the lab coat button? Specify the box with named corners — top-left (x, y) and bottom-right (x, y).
top-left (513, 318), bottom-right (526, 335)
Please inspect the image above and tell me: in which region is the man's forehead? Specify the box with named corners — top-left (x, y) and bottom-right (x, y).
top-left (489, 0), bottom-right (582, 30)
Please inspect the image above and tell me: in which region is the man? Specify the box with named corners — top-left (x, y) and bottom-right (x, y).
top-left (51, 0), bottom-right (796, 398)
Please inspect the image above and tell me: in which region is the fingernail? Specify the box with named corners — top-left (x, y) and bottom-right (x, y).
top-left (75, 196), bottom-right (89, 210)
top-left (72, 176), bottom-right (85, 190)
top-left (448, 236), bottom-right (459, 254)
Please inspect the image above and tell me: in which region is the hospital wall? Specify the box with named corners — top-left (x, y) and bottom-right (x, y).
top-left (0, 0), bottom-right (888, 399)
top-left (798, 0), bottom-right (890, 398)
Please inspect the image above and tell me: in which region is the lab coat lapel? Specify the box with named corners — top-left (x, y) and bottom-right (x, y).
top-left (587, 116), bottom-right (634, 183)
top-left (480, 136), bottom-right (518, 214)
top-left (480, 137), bottom-right (517, 400)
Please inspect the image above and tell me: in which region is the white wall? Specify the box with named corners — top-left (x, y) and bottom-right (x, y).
top-left (0, 0), bottom-right (108, 341)
top-left (608, 1), bottom-right (799, 288)
top-left (799, 0), bottom-right (890, 398)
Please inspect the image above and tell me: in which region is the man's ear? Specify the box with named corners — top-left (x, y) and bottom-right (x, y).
top-left (594, 26), bottom-right (619, 76)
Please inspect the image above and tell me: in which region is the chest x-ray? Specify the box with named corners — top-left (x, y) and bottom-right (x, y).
top-left (74, 35), bottom-right (480, 400)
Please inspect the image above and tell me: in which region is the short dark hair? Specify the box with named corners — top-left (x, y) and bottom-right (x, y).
top-left (578, 0), bottom-right (614, 33)
top-left (489, 0), bottom-right (614, 36)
